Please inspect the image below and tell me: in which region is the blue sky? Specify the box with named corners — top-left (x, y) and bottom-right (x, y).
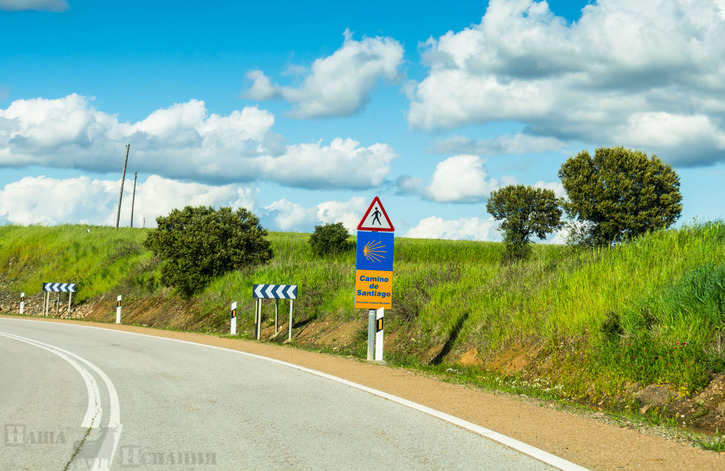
top-left (1, 0), bottom-right (724, 241)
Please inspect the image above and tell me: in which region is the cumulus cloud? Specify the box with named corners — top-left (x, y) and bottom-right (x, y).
top-left (398, 155), bottom-right (515, 203)
top-left (263, 196), bottom-right (367, 233)
top-left (408, 0), bottom-right (725, 166)
top-left (533, 180), bottom-right (566, 198)
top-left (246, 30), bottom-right (404, 118)
top-left (0, 0), bottom-right (68, 12)
top-left (0, 95), bottom-right (397, 189)
top-left (0, 175), bottom-right (257, 226)
top-left (404, 216), bottom-right (501, 241)
top-left (431, 133), bottom-right (567, 156)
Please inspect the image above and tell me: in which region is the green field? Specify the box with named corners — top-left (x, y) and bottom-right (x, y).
top-left (1, 222), bottom-right (724, 428)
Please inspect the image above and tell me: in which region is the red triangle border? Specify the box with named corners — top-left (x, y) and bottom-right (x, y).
top-left (357, 196), bottom-right (395, 232)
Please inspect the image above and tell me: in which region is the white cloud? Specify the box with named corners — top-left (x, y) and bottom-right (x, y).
top-left (0, 175), bottom-right (257, 227)
top-left (422, 155), bottom-right (514, 203)
top-left (431, 133), bottom-right (568, 156)
top-left (263, 196), bottom-right (367, 233)
top-left (0, 0), bottom-right (68, 12)
top-left (263, 199), bottom-right (314, 232)
top-left (404, 216), bottom-right (501, 241)
top-left (0, 95), bottom-right (396, 189)
top-left (409, 0), bottom-right (725, 166)
top-left (258, 138), bottom-right (396, 190)
top-left (532, 180), bottom-right (566, 198)
top-left (246, 30), bottom-right (404, 118)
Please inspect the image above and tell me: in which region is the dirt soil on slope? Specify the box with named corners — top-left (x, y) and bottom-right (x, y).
top-left (3, 315), bottom-right (724, 471)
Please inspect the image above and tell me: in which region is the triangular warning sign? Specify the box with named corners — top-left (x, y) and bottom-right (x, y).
top-left (357, 196), bottom-right (394, 232)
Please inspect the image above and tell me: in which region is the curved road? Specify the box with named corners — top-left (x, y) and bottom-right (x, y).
top-left (0, 318), bottom-right (582, 470)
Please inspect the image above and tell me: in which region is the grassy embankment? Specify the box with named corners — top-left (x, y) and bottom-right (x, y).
top-left (1, 222), bottom-right (724, 425)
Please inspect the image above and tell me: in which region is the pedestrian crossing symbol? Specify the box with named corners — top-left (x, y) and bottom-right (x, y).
top-left (357, 196), bottom-right (394, 232)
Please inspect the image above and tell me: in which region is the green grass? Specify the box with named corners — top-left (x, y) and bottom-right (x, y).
top-left (695, 432), bottom-right (725, 452)
top-left (2, 221), bottom-right (724, 406)
top-left (0, 225), bottom-right (152, 301)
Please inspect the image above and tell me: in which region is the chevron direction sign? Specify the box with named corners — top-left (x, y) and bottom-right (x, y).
top-left (43, 283), bottom-right (76, 293)
top-left (253, 284), bottom-right (298, 299)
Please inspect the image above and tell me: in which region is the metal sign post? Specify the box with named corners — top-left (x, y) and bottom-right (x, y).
top-left (367, 310), bottom-right (375, 360)
top-left (253, 284), bottom-right (298, 341)
top-left (42, 283), bottom-right (76, 317)
top-left (275, 299), bottom-right (279, 335)
top-left (288, 299), bottom-right (294, 341)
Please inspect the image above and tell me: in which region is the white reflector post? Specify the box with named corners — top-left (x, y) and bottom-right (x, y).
top-left (375, 307), bottom-right (384, 361)
top-left (231, 302), bottom-right (237, 335)
top-left (20, 292), bottom-right (25, 315)
top-left (116, 295), bottom-right (122, 324)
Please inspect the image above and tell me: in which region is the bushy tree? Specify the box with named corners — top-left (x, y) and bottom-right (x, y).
top-left (486, 185), bottom-right (563, 261)
top-left (558, 147), bottom-right (682, 246)
top-left (144, 206), bottom-right (273, 297)
top-left (308, 222), bottom-right (353, 257)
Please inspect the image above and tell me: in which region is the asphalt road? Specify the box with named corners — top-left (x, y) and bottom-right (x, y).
top-left (0, 318), bottom-right (573, 470)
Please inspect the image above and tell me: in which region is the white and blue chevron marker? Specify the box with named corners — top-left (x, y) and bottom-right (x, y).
top-left (253, 284), bottom-right (297, 299)
top-left (42, 283), bottom-right (76, 293)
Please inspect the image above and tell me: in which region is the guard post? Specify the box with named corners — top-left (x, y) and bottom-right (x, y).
top-left (116, 295), bottom-right (122, 324)
top-left (230, 302), bottom-right (237, 335)
top-left (20, 293), bottom-right (25, 315)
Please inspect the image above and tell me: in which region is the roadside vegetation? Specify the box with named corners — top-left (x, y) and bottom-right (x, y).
top-left (1, 220), bottom-right (724, 442)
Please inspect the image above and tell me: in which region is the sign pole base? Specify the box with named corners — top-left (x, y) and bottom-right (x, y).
top-left (367, 310), bottom-right (375, 360)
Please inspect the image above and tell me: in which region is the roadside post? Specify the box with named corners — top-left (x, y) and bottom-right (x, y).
top-left (252, 284), bottom-right (298, 341)
top-left (20, 293), bottom-right (25, 315)
top-left (355, 197), bottom-right (394, 362)
top-left (230, 302), bottom-right (237, 335)
top-left (375, 307), bottom-right (384, 361)
top-left (116, 295), bottom-right (122, 324)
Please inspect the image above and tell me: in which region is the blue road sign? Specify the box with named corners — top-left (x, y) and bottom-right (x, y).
top-left (356, 231), bottom-right (394, 272)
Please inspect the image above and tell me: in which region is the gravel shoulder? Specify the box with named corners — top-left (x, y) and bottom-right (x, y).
top-left (4, 315), bottom-right (725, 470)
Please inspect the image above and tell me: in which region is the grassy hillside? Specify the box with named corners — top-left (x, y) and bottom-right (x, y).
top-left (2, 222), bottom-right (725, 432)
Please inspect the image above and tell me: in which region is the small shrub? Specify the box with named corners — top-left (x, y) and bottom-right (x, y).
top-left (308, 223), bottom-right (353, 257)
top-left (144, 206), bottom-right (273, 298)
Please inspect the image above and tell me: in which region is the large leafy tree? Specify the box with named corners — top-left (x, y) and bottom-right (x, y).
top-left (144, 206), bottom-right (273, 297)
top-left (558, 147), bottom-right (682, 246)
top-left (308, 222), bottom-right (353, 257)
top-left (486, 185), bottom-right (563, 261)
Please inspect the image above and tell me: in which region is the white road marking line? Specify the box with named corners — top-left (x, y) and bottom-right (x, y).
top-left (0, 331), bottom-right (102, 428)
top-left (8, 320), bottom-right (588, 471)
top-left (0, 329), bottom-right (122, 471)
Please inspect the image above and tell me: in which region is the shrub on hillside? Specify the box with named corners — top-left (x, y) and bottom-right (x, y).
top-left (308, 222), bottom-right (353, 257)
top-left (144, 206), bottom-right (273, 298)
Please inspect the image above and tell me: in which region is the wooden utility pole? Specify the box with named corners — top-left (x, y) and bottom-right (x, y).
top-left (130, 172), bottom-right (138, 228)
top-left (116, 144), bottom-right (130, 230)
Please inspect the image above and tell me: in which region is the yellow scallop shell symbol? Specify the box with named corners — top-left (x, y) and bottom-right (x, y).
top-left (363, 240), bottom-right (386, 263)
